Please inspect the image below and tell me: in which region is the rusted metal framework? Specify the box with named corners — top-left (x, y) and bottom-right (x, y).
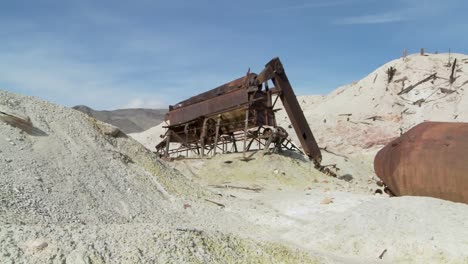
top-left (374, 122), bottom-right (468, 204)
top-left (156, 58), bottom-right (322, 165)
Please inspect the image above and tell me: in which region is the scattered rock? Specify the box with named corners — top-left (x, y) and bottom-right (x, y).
top-left (320, 197), bottom-right (334, 204)
top-left (95, 120), bottom-right (121, 137)
top-left (27, 240), bottom-right (48, 251)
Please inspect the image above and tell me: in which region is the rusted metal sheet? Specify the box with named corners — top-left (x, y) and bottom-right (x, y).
top-left (374, 122), bottom-right (468, 204)
top-left (167, 88), bottom-right (249, 126)
top-left (170, 73), bottom-right (257, 110)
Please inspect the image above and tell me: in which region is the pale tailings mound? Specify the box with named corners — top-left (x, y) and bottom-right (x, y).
top-left (129, 121), bottom-right (167, 151)
top-left (165, 152), bottom-right (468, 264)
top-left (277, 53), bottom-right (468, 156)
top-left (0, 90), bottom-right (321, 263)
top-left (0, 90), bottom-right (197, 225)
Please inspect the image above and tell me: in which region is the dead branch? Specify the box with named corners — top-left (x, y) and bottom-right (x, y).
top-left (440, 88), bottom-right (455, 94)
top-left (348, 120), bottom-right (371, 125)
top-left (386, 67), bottom-right (396, 83)
top-left (413, 99), bottom-right (425, 107)
top-left (398, 73), bottom-right (436, 95)
top-left (366, 116), bottom-right (383, 121)
top-left (204, 199), bottom-right (225, 208)
top-left (379, 249), bottom-right (387, 259)
top-left (401, 109), bottom-right (415, 115)
top-left (209, 185), bottom-right (263, 192)
top-left (450, 59), bottom-right (457, 84)
top-left (320, 147), bottom-right (349, 159)
top-left (176, 228), bottom-right (203, 235)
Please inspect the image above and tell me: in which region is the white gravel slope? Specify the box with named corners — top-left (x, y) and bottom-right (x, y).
top-left (276, 53), bottom-right (468, 155)
top-left (0, 90), bottom-right (322, 263)
top-left (169, 152), bottom-right (468, 264)
top-left (129, 121), bottom-right (168, 151)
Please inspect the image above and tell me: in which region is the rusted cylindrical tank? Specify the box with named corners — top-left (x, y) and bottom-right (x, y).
top-left (374, 122), bottom-right (468, 204)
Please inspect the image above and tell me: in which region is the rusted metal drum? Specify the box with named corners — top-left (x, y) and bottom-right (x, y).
top-left (374, 122), bottom-right (468, 204)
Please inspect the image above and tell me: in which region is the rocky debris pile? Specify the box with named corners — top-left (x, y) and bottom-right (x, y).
top-left (0, 224), bottom-right (319, 263)
top-left (0, 90), bottom-right (316, 263)
top-left (0, 90), bottom-right (198, 226)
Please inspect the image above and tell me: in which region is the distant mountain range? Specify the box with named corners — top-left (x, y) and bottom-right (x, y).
top-left (72, 105), bottom-right (167, 134)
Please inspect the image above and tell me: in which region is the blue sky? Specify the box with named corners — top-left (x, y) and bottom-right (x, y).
top-left (1, 0), bottom-right (467, 110)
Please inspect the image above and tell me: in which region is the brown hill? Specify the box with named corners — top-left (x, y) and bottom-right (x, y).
top-left (72, 105), bottom-right (167, 134)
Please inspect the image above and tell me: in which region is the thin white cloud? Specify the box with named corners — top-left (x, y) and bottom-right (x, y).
top-left (122, 98), bottom-right (167, 109)
top-left (260, 0), bottom-right (348, 13)
top-left (334, 12), bottom-right (408, 25)
top-left (0, 44), bottom-right (162, 109)
top-left (0, 30), bottom-right (234, 110)
top-left (333, 0), bottom-right (456, 25)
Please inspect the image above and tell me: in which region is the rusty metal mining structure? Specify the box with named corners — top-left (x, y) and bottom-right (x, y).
top-left (156, 57), bottom-right (322, 165)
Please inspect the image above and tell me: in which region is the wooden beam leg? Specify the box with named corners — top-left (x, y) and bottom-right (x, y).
top-left (213, 115), bottom-right (221, 157)
top-left (246, 138), bottom-right (255, 151)
top-left (200, 118), bottom-right (208, 157)
top-left (165, 130), bottom-right (171, 158)
top-left (243, 110), bottom-right (249, 158)
top-left (232, 134), bottom-right (238, 153)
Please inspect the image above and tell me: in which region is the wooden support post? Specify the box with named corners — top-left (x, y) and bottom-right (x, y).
top-left (165, 130), bottom-right (171, 158)
top-left (246, 138), bottom-right (255, 152)
top-left (243, 110), bottom-right (249, 158)
top-left (232, 134), bottom-right (238, 153)
top-left (213, 115), bottom-right (221, 156)
top-left (450, 59), bottom-right (457, 84)
top-left (200, 118), bottom-right (208, 157)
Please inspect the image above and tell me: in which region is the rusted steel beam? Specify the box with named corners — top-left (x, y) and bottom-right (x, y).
top-left (374, 122), bottom-right (468, 204)
top-left (259, 58), bottom-right (322, 163)
top-left (171, 73), bottom-right (257, 110)
top-left (167, 88), bottom-right (249, 125)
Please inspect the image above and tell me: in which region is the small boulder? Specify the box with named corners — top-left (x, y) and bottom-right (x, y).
top-left (320, 197), bottom-right (334, 204)
top-left (95, 120), bottom-right (121, 137)
top-left (23, 239), bottom-right (48, 252)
